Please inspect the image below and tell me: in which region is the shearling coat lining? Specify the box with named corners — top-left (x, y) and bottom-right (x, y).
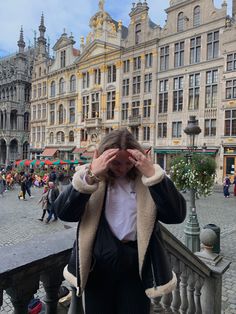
top-left (72, 164), bottom-right (98, 194)
top-left (141, 164), bottom-right (165, 186)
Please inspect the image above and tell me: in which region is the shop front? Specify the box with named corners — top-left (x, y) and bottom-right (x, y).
top-left (223, 147), bottom-right (236, 181)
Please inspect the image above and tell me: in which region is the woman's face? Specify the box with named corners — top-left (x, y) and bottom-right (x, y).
top-left (108, 150), bottom-right (134, 178)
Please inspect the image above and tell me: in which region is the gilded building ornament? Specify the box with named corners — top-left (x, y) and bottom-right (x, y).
top-left (100, 64), bottom-right (108, 72)
top-left (115, 60), bottom-right (122, 68)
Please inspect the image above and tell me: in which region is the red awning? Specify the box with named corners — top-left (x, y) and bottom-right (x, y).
top-left (73, 148), bottom-right (85, 154)
top-left (41, 148), bottom-right (58, 157)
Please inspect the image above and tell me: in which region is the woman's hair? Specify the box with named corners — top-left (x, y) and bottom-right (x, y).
top-left (97, 128), bottom-right (144, 181)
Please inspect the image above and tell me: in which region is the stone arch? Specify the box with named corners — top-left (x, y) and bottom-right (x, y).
top-left (10, 109), bottom-right (17, 129)
top-left (9, 139), bottom-right (18, 162)
top-left (22, 141), bottom-right (29, 159)
top-left (0, 110), bottom-right (3, 129)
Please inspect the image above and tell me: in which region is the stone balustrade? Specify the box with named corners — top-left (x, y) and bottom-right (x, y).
top-left (0, 224), bottom-right (230, 314)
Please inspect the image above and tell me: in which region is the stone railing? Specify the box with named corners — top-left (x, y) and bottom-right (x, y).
top-left (0, 225), bottom-right (230, 314)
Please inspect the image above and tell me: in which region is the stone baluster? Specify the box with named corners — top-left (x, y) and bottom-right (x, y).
top-left (68, 287), bottom-right (84, 314)
top-left (187, 270), bottom-right (196, 313)
top-left (152, 296), bottom-right (164, 313)
top-left (171, 256), bottom-right (182, 313)
top-left (195, 275), bottom-right (204, 314)
top-left (6, 274), bottom-right (40, 314)
top-left (180, 268), bottom-right (189, 313)
top-left (40, 266), bottom-right (64, 314)
top-left (162, 293), bottom-right (173, 313)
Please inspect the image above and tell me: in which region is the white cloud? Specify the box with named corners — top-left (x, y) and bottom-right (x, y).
top-left (0, 0), bottom-right (232, 58)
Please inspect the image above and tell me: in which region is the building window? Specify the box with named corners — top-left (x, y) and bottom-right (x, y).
top-left (173, 77), bottom-right (183, 111)
top-left (133, 56), bottom-right (141, 70)
top-left (174, 41), bottom-right (184, 67)
top-left (59, 78), bottom-right (65, 94)
top-left (91, 92), bottom-right (100, 118)
top-left (58, 104), bottom-right (65, 124)
top-left (207, 31), bottom-right (219, 60)
top-left (193, 6), bottom-right (200, 27)
top-left (123, 60), bottom-right (130, 73)
top-left (190, 36), bottom-right (201, 64)
top-left (49, 132), bottom-right (54, 144)
top-left (82, 72), bottom-right (90, 89)
top-left (37, 104), bottom-right (42, 120)
top-left (60, 50), bottom-right (66, 68)
top-left (38, 83), bottom-right (42, 98)
top-left (159, 79), bottom-right (168, 113)
top-left (226, 79), bottom-right (236, 99)
top-left (32, 127), bottom-right (36, 142)
top-left (133, 76), bottom-right (141, 95)
top-left (37, 126), bottom-right (41, 142)
top-left (206, 70), bottom-right (218, 108)
top-left (69, 131), bottom-right (74, 142)
top-left (225, 110), bottom-right (236, 136)
top-left (132, 101), bottom-right (140, 117)
top-left (143, 126), bottom-right (150, 141)
top-left (106, 91), bottom-right (115, 120)
top-left (82, 95), bottom-right (89, 121)
top-left (69, 100), bottom-right (75, 123)
top-left (81, 129), bottom-right (88, 141)
top-left (43, 82), bottom-right (47, 96)
top-left (226, 53), bottom-right (236, 71)
top-left (94, 68), bottom-right (101, 85)
top-left (122, 79), bottom-right (129, 97)
top-left (70, 75), bottom-right (76, 92)
top-left (131, 126), bottom-right (139, 140)
top-left (135, 23), bottom-right (141, 45)
top-left (39, 67), bottom-right (41, 77)
top-left (56, 131), bottom-right (65, 143)
top-left (145, 53), bottom-right (153, 68)
top-left (121, 103), bottom-right (129, 120)
top-left (172, 121), bottom-right (182, 138)
top-left (157, 123), bottom-right (167, 138)
top-left (33, 85), bottom-right (37, 99)
top-left (177, 12), bottom-right (184, 32)
top-left (24, 112), bottom-right (29, 131)
top-left (32, 105), bottom-right (36, 120)
top-left (42, 104), bottom-right (46, 119)
top-left (204, 119), bottom-right (216, 136)
top-left (143, 99), bottom-right (151, 118)
top-left (107, 65), bottom-right (116, 83)
top-left (160, 46), bottom-right (169, 71)
top-left (144, 73), bottom-right (152, 93)
top-left (42, 126), bottom-right (45, 142)
top-left (49, 104), bottom-right (55, 125)
top-left (189, 73), bottom-right (200, 110)
top-left (50, 81), bottom-right (56, 97)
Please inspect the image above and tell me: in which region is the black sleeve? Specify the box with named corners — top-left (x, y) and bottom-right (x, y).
top-left (54, 184), bottom-right (90, 222)
top-left (148, 176), bottom-right (187, 224)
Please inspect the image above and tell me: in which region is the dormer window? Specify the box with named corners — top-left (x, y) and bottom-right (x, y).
top-left (60, 50), bottom-right (66, 68)
top-left (177, 12), bottom-right (184, 32)
top-left (193, 6), bottom-right (200, 27)
top-left (135, 23), bottom-right (141, 45)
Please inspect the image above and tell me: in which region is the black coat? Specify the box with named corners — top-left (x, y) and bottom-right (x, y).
top-left (55, 164), bottom-right (186, 299)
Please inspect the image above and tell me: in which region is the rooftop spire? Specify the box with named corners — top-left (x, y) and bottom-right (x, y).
top-left (17, 26), bottom-right (25, 53)
top-left (39, 13), bottom-right (46, 37)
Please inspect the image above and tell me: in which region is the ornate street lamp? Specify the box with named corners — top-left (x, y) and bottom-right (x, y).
top-left (184, 116), bottom-right (201, 253)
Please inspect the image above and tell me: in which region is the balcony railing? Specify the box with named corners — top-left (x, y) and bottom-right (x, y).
top-left (84, 117), bottom-right (102, 128)
top-left (0, 224), bottom-right (230, 314)
top-left (128, 115), bottom-right (141, 126)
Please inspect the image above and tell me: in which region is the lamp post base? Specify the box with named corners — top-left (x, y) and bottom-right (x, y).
top-left (184, 212), bottom-right (200, 253)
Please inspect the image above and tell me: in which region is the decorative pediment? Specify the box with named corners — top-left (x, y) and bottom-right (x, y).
top-left (53, 34), bottom-right (75, 51)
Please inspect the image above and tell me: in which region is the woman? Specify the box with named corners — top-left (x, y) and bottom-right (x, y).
top-left (55, 128), bottom-right (186, 314)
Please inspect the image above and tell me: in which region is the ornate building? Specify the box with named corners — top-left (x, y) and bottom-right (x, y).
top-left (0, 28), bottom-right (34, 166)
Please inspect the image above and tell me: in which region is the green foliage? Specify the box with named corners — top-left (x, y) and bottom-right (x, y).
top-left (170, 154), bottom-right (217, 197)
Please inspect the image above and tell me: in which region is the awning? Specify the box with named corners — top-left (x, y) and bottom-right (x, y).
top-left (73, 148), bottom-right (85, 154)
top-left (41, 148), bottom-right (58, 157)
top-left (154, 148), bottom-right (218, 155)
top-left (58, 147), bottom-right (75, 152)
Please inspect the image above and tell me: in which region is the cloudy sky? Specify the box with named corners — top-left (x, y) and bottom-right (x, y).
top-left (0, 0), bottom-right (231, 58)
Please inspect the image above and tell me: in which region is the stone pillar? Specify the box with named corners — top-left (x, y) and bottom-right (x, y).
top-left (5, 144), bottom-right (9, 167)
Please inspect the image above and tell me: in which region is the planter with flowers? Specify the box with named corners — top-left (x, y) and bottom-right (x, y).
top-left (170, 154), bottom-right (217, 197)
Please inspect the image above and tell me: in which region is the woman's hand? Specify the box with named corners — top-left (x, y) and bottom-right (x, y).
top-left (127, 149), bottom-right (155, 178)
top-left (90, 148), bottom-right (119, 177)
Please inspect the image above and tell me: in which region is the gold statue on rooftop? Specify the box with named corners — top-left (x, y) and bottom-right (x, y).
top-left (99, 0), bottom-right (105, 11)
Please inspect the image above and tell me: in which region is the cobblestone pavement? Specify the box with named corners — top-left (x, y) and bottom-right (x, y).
top-left (0, 185), bottom-right (236, 313)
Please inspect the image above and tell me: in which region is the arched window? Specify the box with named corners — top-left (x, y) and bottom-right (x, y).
top-left (49, 132), bottom-right (54, 144)
top-left (177, 12), bottom-right (184, 32)
top-left (193, 6), bottom-right (200, 27)
top-left (135, 23), bottom-right (141, 45)
top-left (0, 110), bottom-right (3, 129)
top-left (59, 77), bottom-right (65, 94)
top-left (56, 131), bottom-right (65, 143)
top-left (39, 67), bottom-right (41, 77)
top-left (10, 110), bottom-right (17, 129)
top-left (69, 130), bottom-right (74, 142)
top-left (50, 81), bottom-right (56, 97)
top-left (24, 112), bottom-right (29, 131)
top-left (58, 104), bottom-right (65, 124)
top-left (22, 142), bottom-right (29, 159)
top-left (70, 75), bottom-right (76, 92)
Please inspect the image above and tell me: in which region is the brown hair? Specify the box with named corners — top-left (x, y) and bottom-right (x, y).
top-left (97, 128), bottom-right (144, 182)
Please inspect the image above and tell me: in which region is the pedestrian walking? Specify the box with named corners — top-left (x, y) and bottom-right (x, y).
top-left (38, 185), bottom-right (49, 221)
top-left (0, 174), bottom-right (6, 197)
top-left (45, 182), bottom-right (59, 223)
top-left (55, 128), bottom-right (186, 314)
top-left (19, 172), bottom-right (27, 200)
top-left (223, 175), bottom-right (231, 198)
top-left (233, 174), bottom-right (236, 196)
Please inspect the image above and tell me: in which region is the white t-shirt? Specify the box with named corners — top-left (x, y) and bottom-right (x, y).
top-left (105, 177), bottom-right (137, 241)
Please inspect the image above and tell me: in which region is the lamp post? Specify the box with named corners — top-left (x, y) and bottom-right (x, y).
top-left (184, 116), bottom-right (202, 253)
